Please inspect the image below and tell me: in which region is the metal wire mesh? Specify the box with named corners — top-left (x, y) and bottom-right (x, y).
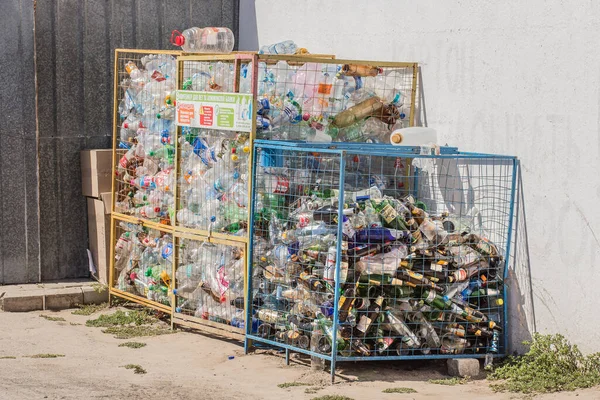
top-left (176, 58), bottom-right (252, 239)
top-left (111, 216), bottom-right (173, 311)
top-left (113, 50), bottom-right (180, 225)
top-left (247, 142), bottom-right (516, 362)
top-left (173, 234), bottom-right (246, 335)
top-left (254, 56), bottom-right (417, 143)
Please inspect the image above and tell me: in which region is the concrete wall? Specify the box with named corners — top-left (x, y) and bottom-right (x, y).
top-left (0, 0), bottom-right (239, 284)
top-left (239, 0), bottom-right (600, 353)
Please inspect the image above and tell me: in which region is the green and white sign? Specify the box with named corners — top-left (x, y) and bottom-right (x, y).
top-left (176, 91), bottom-right (253, 133)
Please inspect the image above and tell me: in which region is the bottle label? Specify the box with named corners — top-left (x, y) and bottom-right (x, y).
top-left (317, 83), bottom-right (332, 95)
top-left (271, 176), bottom-right (290, 194)
top-left (380, 204), bottom-right (399, 224)
top-left (356, 316), bottom-right (372, 333)
top-left (430, 262), bottom-right (444, 272)
top-left (425, 290), bottom-right (437, 303)
top-left (342, 218), bottom-right (356, 238)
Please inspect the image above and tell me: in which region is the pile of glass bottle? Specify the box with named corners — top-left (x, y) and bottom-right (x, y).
top-left (249, 154), bottom-right (504, 357)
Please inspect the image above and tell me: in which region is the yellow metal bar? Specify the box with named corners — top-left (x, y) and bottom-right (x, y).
top-left (111, 212), bottom-right (176, 233)
top-left (177, 54), bottom-right (241, 61)
top-left (110, 288), bottom-right (172, 313)
top-left (257, 54), bottom-right (416, 68)
top-left (409, 63), bottom-right (419, 126)
top-left (172, 230), bottom-right (209, 241)
top-left (109, 49), bottom-right (120, 304)
top-left (114, 48), bottom-right (181, 55)
top-left (209, 236), bottom-right (245, 248)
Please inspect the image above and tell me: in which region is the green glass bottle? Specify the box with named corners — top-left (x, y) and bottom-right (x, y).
top-left (315, 311), bottom-right (347, 351)
top-left (370, 199), bottom-right (408, 231)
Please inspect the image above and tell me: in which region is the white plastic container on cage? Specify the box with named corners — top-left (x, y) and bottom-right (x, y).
top-left (390, 127), bottom-right (437, 146)
top-left (171, 27), bottom-right (235, 53)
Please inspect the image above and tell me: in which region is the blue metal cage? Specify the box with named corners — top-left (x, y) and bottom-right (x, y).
top-left (245, 139), bottom-right (518, 381)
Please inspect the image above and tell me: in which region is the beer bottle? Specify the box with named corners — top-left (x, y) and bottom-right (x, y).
top-left (375, 330), bottom-right (396, 354)
top-left (350, 338), bottom-right (372, 356)
top-left (422, 289), bottom-right (451, 311)
top-left (413, 311), bottom-right (441, 350)
top-left (384, 310), bottom-right (421, 348)
top-left (355, 296), bottom-right (384, 334)
top-left (440, 336), bottom-right (469, 354)
top-left (396, 268), bottom-right (444, 292)
top-left (466, 324), bottom-right (494, 338)
top-left (315, 311), bottom-right (347, 351)
top-left (359, 273), bottom-right (416, 287)
top-left (371, 199), bottom-right (409, 231)
top-left (298, 271), bottom-right (325, 292)
top-left (257, 309), bottom-right (288, 325)
top-left (338, 281), bottom-right (359, 322)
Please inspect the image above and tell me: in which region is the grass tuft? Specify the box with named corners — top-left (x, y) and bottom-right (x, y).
top-left (40, 315), bottom-right (66, 322)
top-left (304, 387), bottom-right (324, 394)
top-left (86, 310), bottom-right (155, 327)
top-left (382, 387), bottom-right (418, 393)
top-left (122, 364), bottom-right (146, 374)
top-left (488, 333), bottom-right (600, 394)
top-left (0, 356), bottom-right (16, 359)
top-left (102, 326), bottom-right (172, 339)
top-left (311, 396), bottom-right (355, 400)
top-left (118, 341), bottom-right (147, 349)
top-left (72, 303), bottom-right (108, 316)
top-left (29, 354), bottom-right (65, 359)
top-left (429, 377), bottom-right (469, 386)
top-left (277, 382), bottom-right (312, 389)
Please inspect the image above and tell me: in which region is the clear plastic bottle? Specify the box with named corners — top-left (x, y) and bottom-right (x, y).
top-left (171, 27), bottom-right (235, 54)
top-left (259, 40), bottom-right (298, 55)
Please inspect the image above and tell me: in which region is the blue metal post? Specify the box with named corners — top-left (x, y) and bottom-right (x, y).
top-left (330, 151), bottom-right (346, 384)
top-left (244, 145), bottom-right (259, 355)
top-left (502, 158), bottom-right (519, 353)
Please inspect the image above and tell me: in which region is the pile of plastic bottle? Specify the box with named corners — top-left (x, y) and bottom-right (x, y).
top-left (114, 221), bottom-right (173, 305)
top-left (173, 239), bottom-right (245, 327)
top-left (115, 54), bottom-right (178, 224)
top-left (249, 152), bottom-right (505, 357)
top-left (177, 128), bottom-right (250, 233)
top-left (245, 61), bottom-right (411, 143)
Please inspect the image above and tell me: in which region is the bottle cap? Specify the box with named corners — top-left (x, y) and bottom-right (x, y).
top-left (496, 299), bottom-right (504, 306)
top-left (170, 30), bottom-right (185, 46)
top-left (210, 216), bottom-right (216, 222)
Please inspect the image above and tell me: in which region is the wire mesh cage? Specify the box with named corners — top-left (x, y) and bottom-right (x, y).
top-left (109, 215), bottom-right (174, 313)
top-left (172, 232), bottom-right (246, 339)
top-left (254, 55), bottom-right (418, 143)
top-left (175, 54), bottom-right (256, 241)
top-left (112, 49), bottom-right (181, 226)
top-left (246, 140), bottom-right (517, 379)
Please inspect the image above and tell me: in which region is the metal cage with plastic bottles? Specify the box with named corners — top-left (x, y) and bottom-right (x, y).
top-left (109, 49), bottom-right (181, 310)
top-left (252, 55), bottom-right (419, 144)
top-left (245, 139), bottom-right (518, 381)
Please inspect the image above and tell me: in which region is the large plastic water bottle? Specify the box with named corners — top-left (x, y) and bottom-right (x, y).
top-left (259, 40), bottom-right (298, 55)
top-left (171, 28), bottom-right (235, 53)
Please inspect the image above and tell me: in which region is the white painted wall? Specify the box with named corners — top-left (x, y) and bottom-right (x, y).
top-left (239, 0), bottom-right (600, 353)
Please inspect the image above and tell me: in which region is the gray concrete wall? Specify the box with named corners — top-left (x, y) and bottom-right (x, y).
top-left (0, 0), bottom-right (239, 284)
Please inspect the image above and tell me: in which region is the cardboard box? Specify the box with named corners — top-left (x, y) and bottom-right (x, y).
top-left (87, 192), bottom-right (112, 284)
top-left (81, 149), bottom-right (113, 198)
